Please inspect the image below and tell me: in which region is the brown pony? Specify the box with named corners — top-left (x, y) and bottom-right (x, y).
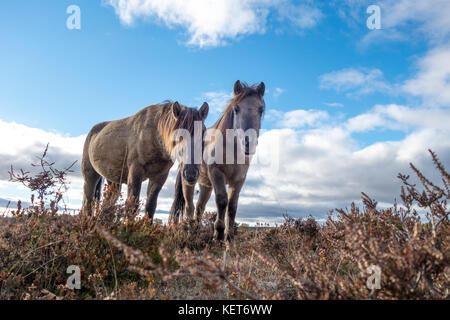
top-left (82, 101), bottom-right (209, 219)
top-left (170, 81), bottom-right (265, 241)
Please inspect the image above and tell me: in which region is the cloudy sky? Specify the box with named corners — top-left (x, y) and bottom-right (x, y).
top-left (1, 0), bottom-right (449, 224)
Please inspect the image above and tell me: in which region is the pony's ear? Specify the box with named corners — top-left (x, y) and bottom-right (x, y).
top-left (257, 82), bottom-right (265, 97)
top-left (199, 102), bottom-right (209, 121)
top-left (234, 80), bottom-right (243, 95)
top-left (172, 101), bottom-right (182, 119)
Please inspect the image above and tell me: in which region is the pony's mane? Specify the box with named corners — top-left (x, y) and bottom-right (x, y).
top-left (212, 83), bottom-right (263, 133)
top-left (158, 102), bottom-right (200, 153)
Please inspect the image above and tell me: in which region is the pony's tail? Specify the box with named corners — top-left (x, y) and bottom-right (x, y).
top-left (169, 170), bottom-right (185, 224)
top-left (94, 178), bottom-right (103, 202)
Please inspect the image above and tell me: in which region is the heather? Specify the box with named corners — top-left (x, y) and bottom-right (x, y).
top-left (0, 149), bottom-right (448, 300)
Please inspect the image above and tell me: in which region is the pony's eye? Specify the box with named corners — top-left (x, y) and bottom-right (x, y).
top-left (235, 104), bottom-right (240, 113)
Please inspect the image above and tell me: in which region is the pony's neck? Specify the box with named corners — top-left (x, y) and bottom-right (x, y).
top-left (157, 106), bottom-right (177, 157)
top-left (213, 105), bottom-right (235, 134)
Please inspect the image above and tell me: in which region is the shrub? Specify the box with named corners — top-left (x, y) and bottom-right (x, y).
top-left (0, 148), bottom-right (448, 299)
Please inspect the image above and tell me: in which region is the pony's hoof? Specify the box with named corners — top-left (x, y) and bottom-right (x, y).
top-left (225, 233), bottom-right (234, 243)
top-left (147, 217), bottom-right (154, 225)
top-left (214, 230), bottom-right (225, 241)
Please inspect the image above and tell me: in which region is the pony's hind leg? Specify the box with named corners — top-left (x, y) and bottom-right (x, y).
top-left (81, 151), bottom-right (102, 215)
top-left (126, 164), bottom-right (144, 214)
top-left (105, 180), bottom-right (122, 203)
top-left (169, 170), bottom-right (184, 224)
top-left (195, 184), bottom-right (212, 222)
top-left (82, 170), bottom-right (101, 215)
top-left (144, 171), bottom-right (169, 221)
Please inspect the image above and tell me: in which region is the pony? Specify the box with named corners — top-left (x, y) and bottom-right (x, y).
top-left (81, 101), bottom-right (209, 220)
top-left (170, 81), bottom-right (265, 241)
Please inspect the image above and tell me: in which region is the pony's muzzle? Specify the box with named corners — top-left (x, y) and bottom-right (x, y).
top-left (244, 136), bottom-right (257, 155)
top-left (183, 166), bottom-right (200, 184)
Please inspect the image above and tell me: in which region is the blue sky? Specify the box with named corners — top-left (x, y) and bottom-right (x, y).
top-left (0, 0), bottom-right (414, 133)
top-left (1, 0), bottom-right (450, 224)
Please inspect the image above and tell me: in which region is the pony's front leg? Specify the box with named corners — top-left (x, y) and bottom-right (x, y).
top-left (209, 168), bottom-right (228, 241)
top-left (225, 181), bottom-right (244, 242)
top-left (126, 164), bottom-right (144, 213)
top-left (182, 182), bottom-right (196, 222)
top-left (82, 176), bottom-right (100, 216)
top-left (195, 184), bottom-right (212, 222)
top-left (145, 171), bottom-right (169, 222)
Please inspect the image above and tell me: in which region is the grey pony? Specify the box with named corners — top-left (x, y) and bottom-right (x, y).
top-left (170, 81), bottom-right (265, 241)
top-left (81, 101), bottom-right (209, 219)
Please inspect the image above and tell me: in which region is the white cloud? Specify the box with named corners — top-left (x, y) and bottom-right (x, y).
top-left (403, 46), bottom-right (450, 107)
top-left (277, 1), bottom-right (323, 29)
top-left (2, 104), bottom-right (449, 222)
top-left (273, 87), bottom-right (286, 98)
top-left (274, 109), bottom-right (329, 128)
top-left (236, 104), bottom-right (450, 219)
top-left (0, 120), bottom-right (84, 157)
top-left (374, 104), bottom-right (450, 131)
top-left (106, 0), bottom-right (270, 47)
top-left (346, 104), bottom-right (450, 133)
top-left (0, 119), bottom-right (181, 211)
top-left (200, 90), bottom-right (233, 114)
top-left (0, 120), bottom-right (85, 180)
top-left (319, 68), bottom-right (393, 96)
top-left (320, 47), bottom-right (450, 107)
top-left (379, 0), bottom-right (450, 43)
top-left (105, 1), bottom-right (450, 48)
top-left (105, 0), bottom-right (323, 47)
top-left (337, 0), bottom-right (450, 46)
top-left (0, 120), bottom-right (86, 208)
top-left (346, 112), bottom-right (387, 133)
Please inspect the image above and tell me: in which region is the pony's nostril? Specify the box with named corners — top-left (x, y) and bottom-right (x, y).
top-left (183, 168), bottom-right (199, 182)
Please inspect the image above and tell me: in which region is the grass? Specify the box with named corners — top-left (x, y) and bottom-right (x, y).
top-left (0, 148), bottom-right (448, 300)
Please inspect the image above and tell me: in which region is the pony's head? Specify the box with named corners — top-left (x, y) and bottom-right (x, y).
top-left (161, 101), bottom-right (209, 184)
top-left (229, 80), bottom-right (265, 155)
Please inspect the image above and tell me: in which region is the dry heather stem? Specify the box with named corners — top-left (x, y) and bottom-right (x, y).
top-left (0, 148), bottom-right (448, 299)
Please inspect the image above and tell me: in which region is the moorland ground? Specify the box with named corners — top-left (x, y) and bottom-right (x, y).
top-left (0, 149), bottom-right (448, 300)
